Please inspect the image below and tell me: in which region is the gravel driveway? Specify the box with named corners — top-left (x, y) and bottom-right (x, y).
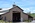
top-left (12, 20), bottom-right (35, 23)
top-left (29, 20), bottom-right (35, 23)
top-left (12, 22), bottom-right (28, 23)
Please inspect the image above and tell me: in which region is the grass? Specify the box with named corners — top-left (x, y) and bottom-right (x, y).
top-left (24, 20), bottom-right (31, 22)
top-left (0, 20), bottom-right (12, 23)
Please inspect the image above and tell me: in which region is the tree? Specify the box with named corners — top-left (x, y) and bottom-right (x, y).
top-left (27, 11), bottom-right (31, 15)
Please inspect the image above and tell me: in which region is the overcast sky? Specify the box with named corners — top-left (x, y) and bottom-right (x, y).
top-left (0, 0), bottom-right (35, 13)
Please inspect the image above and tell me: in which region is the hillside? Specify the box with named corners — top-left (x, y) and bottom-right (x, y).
top-left (30, 13), bottom-right (35, 17)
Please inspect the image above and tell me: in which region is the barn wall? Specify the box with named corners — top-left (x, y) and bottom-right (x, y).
top-left (1, 12), bottom-right (12, 21)
top-left (21, 12), bottom-right (28, 20)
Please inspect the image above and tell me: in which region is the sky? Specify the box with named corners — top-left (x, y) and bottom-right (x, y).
top-left (0, 0), bottom-right (35, 13)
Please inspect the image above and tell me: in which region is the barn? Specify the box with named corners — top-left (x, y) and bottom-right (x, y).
top-left (0, 4), bottom-right (33, 22)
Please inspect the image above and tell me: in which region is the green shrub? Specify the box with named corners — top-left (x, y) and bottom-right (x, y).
top-left (23, 20), bottom-right (31, 22)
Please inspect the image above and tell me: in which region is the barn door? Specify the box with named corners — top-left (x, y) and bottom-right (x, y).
top-left (12, 13), bottom-right (21, 22)
top-left (0, 15), bottom-right (2, 20)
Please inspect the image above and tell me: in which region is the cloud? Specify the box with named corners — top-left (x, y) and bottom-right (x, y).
top-left (21, 8), bottom-right (30, 11)
top-left (21, 7), bottom-right (31, 13)
top-left (33, 10), bottom-right (35, 11)
top-left (2, 8), bottom-right (10, 10)
top-left (21, 7), bottom-right (35, 13)
top-left (31, 10), bottom-right (35, 13)
top-left (2, 7), bottom-right (12, 10)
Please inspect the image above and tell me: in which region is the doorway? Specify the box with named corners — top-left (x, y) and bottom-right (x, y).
top-left (12, 12), bottom-right (21, 22)
top-left (0, 15), bottom-right (2, 20)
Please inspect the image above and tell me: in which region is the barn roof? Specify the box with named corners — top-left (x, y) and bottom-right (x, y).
top-left (9, 5), bottom-right (24, 11)
top-left (23, 12), bottom-right (33, 18)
